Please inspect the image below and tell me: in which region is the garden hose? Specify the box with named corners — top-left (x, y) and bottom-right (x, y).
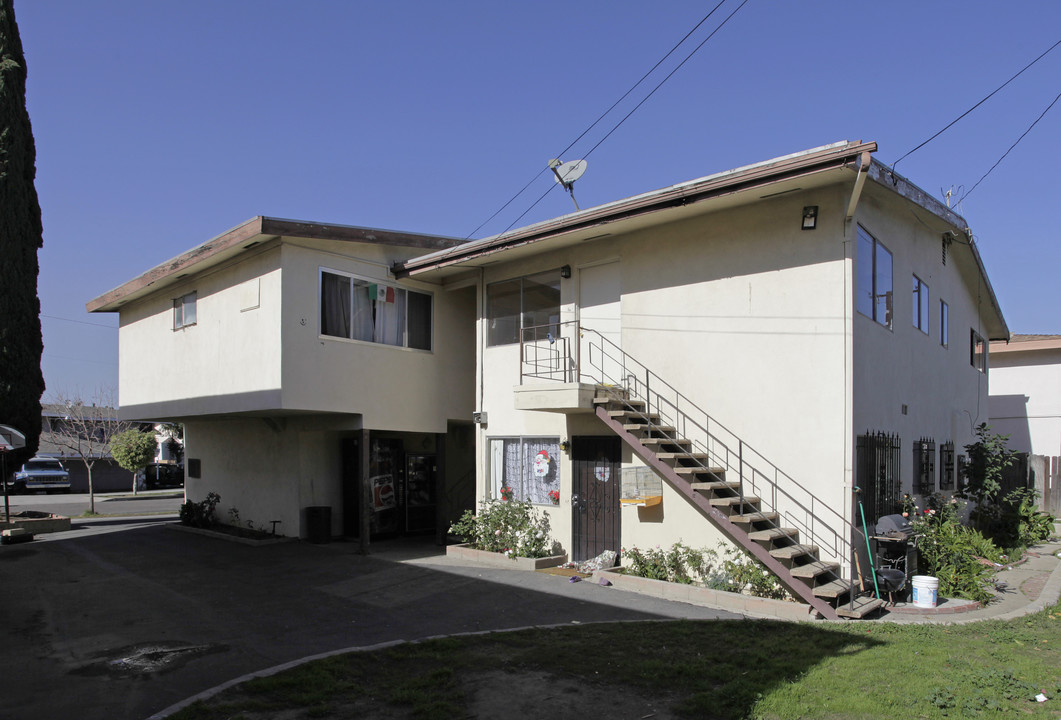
top-left (855, 486), bottom-right (881, 600)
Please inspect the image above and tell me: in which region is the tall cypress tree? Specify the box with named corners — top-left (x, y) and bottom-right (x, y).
top-left (0, 0), bottom-right (45, 468)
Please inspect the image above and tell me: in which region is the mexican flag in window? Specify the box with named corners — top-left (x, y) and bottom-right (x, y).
top-left (369, 284), bottom-right (395, 303)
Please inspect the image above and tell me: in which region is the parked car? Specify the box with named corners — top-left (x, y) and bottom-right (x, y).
top-left (8, 457), bottom-right (71, 494)
top-left (136, 463), bottom-right (185, 490)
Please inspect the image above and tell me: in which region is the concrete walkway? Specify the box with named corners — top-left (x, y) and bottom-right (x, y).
top-left (870, 538), bottom-right (1061, 624)
top-left (0, 522), bottom-right (738, 720)
top-left (4, 522), bottom-right (1058, 720)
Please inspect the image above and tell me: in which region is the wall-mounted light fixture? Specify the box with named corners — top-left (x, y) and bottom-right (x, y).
top-left (560, 439), bottom-right (570, 453)
top-left (560, 265), bottom-right (572, 279)
top-left (801, 206), bottom-right (818, 230)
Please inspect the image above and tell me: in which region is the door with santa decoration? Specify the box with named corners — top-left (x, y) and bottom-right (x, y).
top-left (571, 436), bottom-right (621, 562)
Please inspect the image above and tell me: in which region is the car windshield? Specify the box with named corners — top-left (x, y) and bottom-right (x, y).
top-left (25, 460), bottom-right (62, 471)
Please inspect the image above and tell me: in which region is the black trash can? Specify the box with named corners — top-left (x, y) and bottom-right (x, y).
top-left (305, 506), bottom-right (332, 544)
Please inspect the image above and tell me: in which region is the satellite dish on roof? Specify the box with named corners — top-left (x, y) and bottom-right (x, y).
top-left (548, 158), bottom-right (588, 211)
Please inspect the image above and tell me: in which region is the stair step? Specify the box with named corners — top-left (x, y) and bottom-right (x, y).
top-left (730, 511), bottom-right (778, 525)
top-left (835, 596), bottom-right (887, 619)
top-left (641, 437), bottom-right (691, 449)
top-left (708, 495), bottom-right (761, 510)
top-left (789, 561), bottom-right (840, 579)
top-left (748, 527), bottom-right (799, 543)
top-left (624, 424), bottom-right (677, 437)
top-left (811, 579), bottom-right (852, 600)
top-left (674, 466), bottom-right (726, 478)
top-left (656, 451), bottom-right (713, 463)
top-left (609, 410), bottom-right (660, 423)
top-left (769, 543), bottom-right (820, 561)
top-left (690, 480), bottom-right (741, 494)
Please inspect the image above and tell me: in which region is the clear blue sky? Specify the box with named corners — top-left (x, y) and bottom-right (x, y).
top-left (15, 1), bottom-right (1061, 399)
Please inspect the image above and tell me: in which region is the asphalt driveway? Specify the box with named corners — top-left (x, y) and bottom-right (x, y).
top-left (0, 521), bottom-right (737, 720)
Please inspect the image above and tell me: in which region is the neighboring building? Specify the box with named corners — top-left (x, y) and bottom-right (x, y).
top-left (37, 404), bottom-right (149, 492)
top-left (89, 141), bottom-right (1007, 619)
top-left (989, 334), bottom-right (1061, 457)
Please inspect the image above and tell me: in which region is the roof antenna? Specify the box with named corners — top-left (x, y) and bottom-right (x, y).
top-left (548, 158), bottom-right (588, 211)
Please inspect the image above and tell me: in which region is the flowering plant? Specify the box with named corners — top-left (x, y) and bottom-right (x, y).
top-left (449, 498), bottom-right (558, 559)
top-left (499, 486), bottom-right (514, 501)
top-left (902, 492), bottom-right (999, 604)
top-left (548, 489), bottom-right (560, 505)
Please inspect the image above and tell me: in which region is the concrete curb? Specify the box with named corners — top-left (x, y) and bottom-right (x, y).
top-left (445, 543), bottom-right (567, 570)
top-left (591, 566), bottom-right (816, 622)
top-left (166, 522), bottom-right (296, 547)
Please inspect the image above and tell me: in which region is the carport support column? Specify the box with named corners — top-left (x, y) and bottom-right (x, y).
top-left (359, 428), bottom-right (371, 554)
top-left (435, 432), bottom-right (446, 547)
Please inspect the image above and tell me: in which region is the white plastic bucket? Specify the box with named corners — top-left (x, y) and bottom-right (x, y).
top-left (911, 575), bottom-right (938, 608)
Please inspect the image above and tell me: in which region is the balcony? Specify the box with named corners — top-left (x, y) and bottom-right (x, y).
top-left (513, 322), bottom-right (617, 413)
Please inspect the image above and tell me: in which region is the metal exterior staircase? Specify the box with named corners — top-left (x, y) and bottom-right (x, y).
top-left (521, 323), bottom-right (885, 620)
top-left (595, 394), bottom-right (882, 620)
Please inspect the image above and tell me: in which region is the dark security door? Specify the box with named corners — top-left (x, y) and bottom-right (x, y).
top-left (571, 436), bottom-right (621, 562)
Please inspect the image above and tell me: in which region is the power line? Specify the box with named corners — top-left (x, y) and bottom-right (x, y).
top-left (41, 314), bottom-right (118, 330)
top-left (467, 0), bottom-right (738, 240)
top-left (493, 0), bottom-right (750, 237)
top-left (892, 37), bottom-right (1061, 169)
top-left (957, 86), bottom-right (1061, 206)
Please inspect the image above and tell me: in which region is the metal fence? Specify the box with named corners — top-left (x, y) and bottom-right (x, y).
top-left (856, 432), bottom-right (902, 523)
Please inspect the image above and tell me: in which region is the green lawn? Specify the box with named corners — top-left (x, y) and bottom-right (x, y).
top-left (174, 602), bottom-right (1061, 719)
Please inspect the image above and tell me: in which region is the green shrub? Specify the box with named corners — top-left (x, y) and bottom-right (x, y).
top-left (621, 543), bottom-right (718, 584)
top-left (449, 499), bottom-right (556, 559)
top-left (620, 542), bottom-right (788, 600)
top-left (955, 423), bottom-right (1056, 552)
top-left (179, 492), bottom-right (221, 529)
top-left (716, 544), bottom-right (788, 600)
top-left (903, 493), bottom-right (999, 604)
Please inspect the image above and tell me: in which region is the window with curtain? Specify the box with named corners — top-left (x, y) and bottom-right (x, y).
top-left (320, 270), bottom-right (431, 350)
top-left (486, 270), bottom-right (561, 346)
top-left (489, 436), bottom-right (560, 505)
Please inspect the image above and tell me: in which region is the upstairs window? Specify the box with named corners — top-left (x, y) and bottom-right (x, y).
top-left (912, 275), bottom-right (929, 334)
top-left (487, 270), bottom-right (561, 346)
top-left (970, 329), bottom-right (987, 372)
top-left (173, 292), bottom-right (197, 330)
top-left (320, 270), bottom-right (432, 350)
top-left (856, 226), bottom-right (892, 329)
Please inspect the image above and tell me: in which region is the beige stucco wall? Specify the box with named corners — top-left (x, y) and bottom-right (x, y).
top-left (852, 183), bottom-right (994, 494)
top-left (989, 346), bottom-right (1061, 456)
top-left (279, 242), bottom-right (475, 432)
top-left (118, 247), bottom-right (284, 413)
top-left (117, 239), bottom-right (475, 431)
top-left (475, 188), bottom-right (854, 560)
top-left (183, 414), bottom-right (358, 538)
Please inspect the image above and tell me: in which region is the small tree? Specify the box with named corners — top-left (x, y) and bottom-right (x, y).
top-left (110, 429), bottom-right (157, 494)
top-left (957, 423), bottom-right (1024, 542)
top-left (42, 389), bottom-right (131, 513)
top-left (958, 423), bottom-right (1017, 508)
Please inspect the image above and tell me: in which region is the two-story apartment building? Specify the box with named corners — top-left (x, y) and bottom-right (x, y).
top-left (89, 141), bottom-right (1007, 618)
